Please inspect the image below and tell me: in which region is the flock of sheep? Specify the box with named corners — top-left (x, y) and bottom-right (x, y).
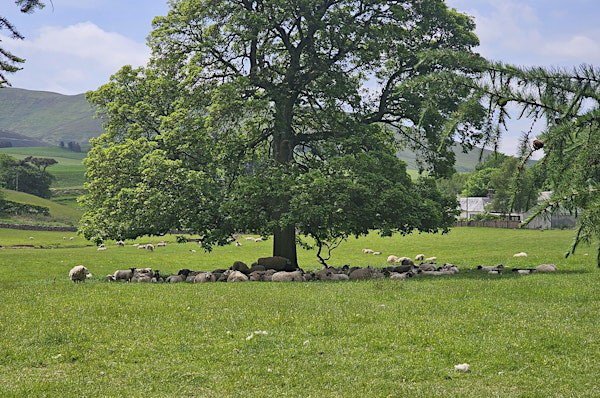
top-left (68, 250), bottom-right (558, 283)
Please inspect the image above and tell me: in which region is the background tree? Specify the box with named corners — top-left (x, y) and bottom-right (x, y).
top-left (83, 0), bottom-right (486, 266)
top-left (475, 63), bottom-right (600, 264)
top-left (0, 153), bottom-right (54, 198)
top-left (23, 156), bottom-right (58, 172)
top-left (0, 0), bottom-right (45, 86)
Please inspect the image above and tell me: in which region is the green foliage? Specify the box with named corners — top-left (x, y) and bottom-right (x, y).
top-left (475, 63), bottom-right (600, 264)
top-left (462, 167), bottom-right (495, 197)
top-left (436, 172), bottom-right (469, 198)
top-left (84, 0), bottom-right (485, 263)
top-left (0, 153), bottom-right (54, 198)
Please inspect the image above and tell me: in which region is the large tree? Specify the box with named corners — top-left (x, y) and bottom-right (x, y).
top-left (83, 0), bottom-right (486, 266)
top-left (0, 0), bottom-right (44, 86)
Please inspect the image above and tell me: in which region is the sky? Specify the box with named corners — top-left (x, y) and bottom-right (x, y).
top-left (1, 0), bottom-right (599, 154)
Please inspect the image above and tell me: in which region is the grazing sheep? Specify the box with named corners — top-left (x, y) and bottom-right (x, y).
top-left (440, 264), bottom-right (459, 274)
top-left (513, 252), bottom-right (528, 257)
top-left (271, 270), bottom-right (304, 282)
top-left (387, 255), bottom-right (400, 264)
top-left (97, 246), bottom-right (107, 251)
top-left (145, 244), bottom-right (154, 251)
top-left (69, 237), bottom-right (75, 240)
top-left (330, 273), bottom-right (349, 281)
top-left (256, 256), bottom-right (295, 272)
top-left (362, 249), bottom-right (374, 254)
top-left (372, 251), bottom-right (382, 255)
top-left (157, 241), bottom-right (167, 247)
top-left (116, 240), bottom-right (125, 246)
top-left (535, 264), bottom-right (557, 273)
top-left (194, 272), bottom-right (216, 283)
top-left (245, 237), bottom-right (255, 241)
top-left (69, 265), bottom-right (92, 282)
top-left (415, 254), bottom-right (425, 261)
top-left (254, 237), bottom-right (263, 242)
top-left (231, 261), bottom-right (250, 274)
top-left (105, 274), bottom-right (115, 281)
top-left (424, 256), bottom-right (437, 263)
top-left (113, 268), bottom-right (136, 282)
top-left (235, 242), bottom-right (241, 247)
top-left (137, 245), bottom-right (146, 250)
top-left (225, 270), bottom-right (248, 282)
top-left (29, 237), bottom-right (34, 240)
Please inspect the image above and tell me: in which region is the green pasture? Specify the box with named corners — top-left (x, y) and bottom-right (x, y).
top-left (0, 227), bottom-right (598, 397)
top-left (0, 189), bottom-right (83, 226)
top-left (0, 147), bottom-right (86, 189)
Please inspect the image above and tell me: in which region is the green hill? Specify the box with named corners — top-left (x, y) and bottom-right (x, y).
top-left (0, 147), bottom-right (86, 189)
top-left (0, 87), bottom-right (102, 145)
top-left (1, 188), bottom-right (82, 225)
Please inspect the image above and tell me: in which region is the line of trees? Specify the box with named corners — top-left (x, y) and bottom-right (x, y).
top-left (0, 154), bottom-right (56, 198)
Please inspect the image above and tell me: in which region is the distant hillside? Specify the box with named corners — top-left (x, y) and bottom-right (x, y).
top-left (398, 143), bottom-right (501, 173)
top-left (0, 130), bottom-right (50, 147)
top-left (1, 188), bottom-right (82, 226)
top-left (0, 87), bottom-right (102, 145)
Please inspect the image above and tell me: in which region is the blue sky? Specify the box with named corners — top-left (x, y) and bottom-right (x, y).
top-left (2, 0), bottom-right (599, 154)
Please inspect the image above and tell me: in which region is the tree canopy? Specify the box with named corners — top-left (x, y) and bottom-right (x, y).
top-left (475, 63), bottom-right (600, 264)
top-left (83, 0), bottom-right (487, 265)
top-left (0, 0), bottom-right (44, 86)
top-left (0, 153), bottom-right (54, 198)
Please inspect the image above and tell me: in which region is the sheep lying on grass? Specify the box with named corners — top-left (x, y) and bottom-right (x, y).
top-left (69, 265), bottom-right (92, 282)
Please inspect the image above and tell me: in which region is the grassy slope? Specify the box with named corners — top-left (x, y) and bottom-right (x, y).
top-left (0, 147), bottom-right (86, 189)
top-left (0, 87), bottom-right (102, 145)
top-left (1, 189), bottom-right (83, 225)
top-left (0, 227), bottom-right (598, 397)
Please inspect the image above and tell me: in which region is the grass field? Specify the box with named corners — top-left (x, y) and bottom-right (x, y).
top-left (0, 189), bottom-right (83, 226)
top-left (0, 147), bottom-right (86, 189)
top-left (0, 227), bottom-right (598, 397)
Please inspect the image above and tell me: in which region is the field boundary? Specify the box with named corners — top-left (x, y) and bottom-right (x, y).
top-left (0, 223), bottom-right (77, 232)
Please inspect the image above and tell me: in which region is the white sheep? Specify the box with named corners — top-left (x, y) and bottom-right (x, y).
top-left (194, 272), bottom-right (216, 283)
top-left (245, 237), bottom-right (255, 241)
top-left (513, 252), bottom-right (528, 257)
top-left (235, 242), bottom-right (241, 247)
top-left (387, 255), bottom-right (399, 264)
top-left (372, 251), bottom-right (382, 255)
top-left (271, 270), bottom-right (304, 282)
top-left (116, 240), bottom-right (125, 246)
top-left (535, 264), bottom-right (557, 273)
top-left (226, 270), bottom-right (248, 282)
top-left (62, 237), bottom-right (67, 240)
top-left (29, 236), bottom-right (34, 240)
top-left (97, 246), bottom-right (106, 251)
top-left (390, 272), bottom-right (411, 280)
top-left (69, 237), bottom-right (75, 240)
top-left (157, 241), bottom-right (167, 247)
top-left (415, 254), bottom-right (425, 261)
top-left (254, 237), bottom-right (263, 242)
top-left (137, 244), bottom-right (146, 250)
top-left (145, 244), bottom-right (154, 251)
top-left (424, 256), bottom-right (437, 262)
top-left (362, 249), bottom-right (374, 254)
top-left (113, 268), bottom-right (136, 282)
top-left (69, 265), bottom-right (92, 282)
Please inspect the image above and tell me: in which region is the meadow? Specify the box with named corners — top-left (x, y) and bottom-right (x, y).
top-left (0, 147), bottom-right (86, 189)
top-left (0, 227), bottom-right (598, 397)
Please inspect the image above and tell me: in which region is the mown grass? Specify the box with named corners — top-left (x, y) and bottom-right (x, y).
top-left (1, 189), bottom-right (83, 226)
top-left (0, 227), bottom-right (598, 397)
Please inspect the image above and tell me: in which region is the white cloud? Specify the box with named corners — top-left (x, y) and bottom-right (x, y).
top-left (1, 22), bottom-right (150, 94)
top-left (543, 35), bottom-right (600, 63)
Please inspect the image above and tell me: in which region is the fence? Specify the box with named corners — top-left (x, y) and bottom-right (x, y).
top-left (454, 220), bottom-right (521, 229)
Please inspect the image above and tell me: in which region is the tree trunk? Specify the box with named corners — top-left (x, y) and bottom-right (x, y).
top-left (272, 98), bottom-right (298, 268)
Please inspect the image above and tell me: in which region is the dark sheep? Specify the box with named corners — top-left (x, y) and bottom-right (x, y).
top-left (231, 261), bottom-right (250, 274)
top-left (256, 256), bottom-right (295, 272)
top-left (167, 269), bottom-right (192, 283)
